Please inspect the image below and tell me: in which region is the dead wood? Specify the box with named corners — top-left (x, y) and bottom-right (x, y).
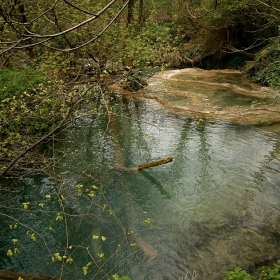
top-left (137, 156), bottom-right (174, 171)
top-left (118, 156), bottom-right (174, 172)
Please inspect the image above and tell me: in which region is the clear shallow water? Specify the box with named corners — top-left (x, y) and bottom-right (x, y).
top-left (147, 68), bottom-right (272, 108)
top-left (1, 95), bottom-right (280, 280)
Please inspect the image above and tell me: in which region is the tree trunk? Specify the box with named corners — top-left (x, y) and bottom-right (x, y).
top-left (225, 44), bottom-right (255, 59)
top-left (127, 0), bottom-right (135, 24)
top-left (138, 0), bottom-right (143, 26)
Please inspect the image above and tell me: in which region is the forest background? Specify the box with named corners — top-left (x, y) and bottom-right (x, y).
top-left (0, 0), bottom-right (280, 279)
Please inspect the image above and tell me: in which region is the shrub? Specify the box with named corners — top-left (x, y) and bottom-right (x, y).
top-left (224, 266), bottom-right (254, 280)
top-left (224, 260), bottom-right (280, 280)
top-left (243, 39), bottom-right (280, 89)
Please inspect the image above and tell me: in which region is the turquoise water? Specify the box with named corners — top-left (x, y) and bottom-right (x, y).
top-left (1, 94), bottom-right (280, 279)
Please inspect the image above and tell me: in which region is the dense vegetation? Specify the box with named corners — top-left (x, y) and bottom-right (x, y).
top-left (0, 0), bottom-right (280, 279)
top-left (224, 260), bottom-right (280, 280)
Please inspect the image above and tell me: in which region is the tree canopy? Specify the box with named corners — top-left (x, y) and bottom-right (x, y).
top-left (0, 0), bottom-right (279, 68)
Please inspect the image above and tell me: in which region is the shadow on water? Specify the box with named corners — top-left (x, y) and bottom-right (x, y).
top-left (1, 74), bottom-right (280, 279)
top-left (140, 170), bottom-right (172, 199)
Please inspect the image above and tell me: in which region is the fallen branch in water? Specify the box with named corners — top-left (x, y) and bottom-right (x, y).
top-left (137, 156), bottom-right (174, 171)
top-left (0, 270), bottom-right (62, 280)
top-left (119, 156), bottom-right (174, 172)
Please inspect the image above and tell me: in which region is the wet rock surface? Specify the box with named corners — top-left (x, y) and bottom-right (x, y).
top-left (142, 68), bottom-right (280, 125)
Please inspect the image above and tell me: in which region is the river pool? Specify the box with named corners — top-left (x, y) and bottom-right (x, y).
top-left (1, 70), bottom-right (280, 280)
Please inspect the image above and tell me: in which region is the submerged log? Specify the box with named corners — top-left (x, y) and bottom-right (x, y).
top-left (133, 231), bottom-right (157, 259)
top-left (0, 270), bottom-right (62, 280)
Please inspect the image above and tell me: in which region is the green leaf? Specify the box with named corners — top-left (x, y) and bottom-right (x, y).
top-left (23, 202), bottom-right (29, 210)
top-left (83, 267), bottom-right (88, 276)
top-left (88, 191), bottom-right (95, 197)
top-left (14, 248), bottom-right (20, 254)
top-left (12, 238), bottom-right (18, 245)
top-left (119, 277), bottom-right (132, 280)
top-left (7, 249), bottom-right (13, 257)
top-left (56, 213), bottom-right (63, 221)
top-left (144, 218), bottom-right (151, 226)
top-left (66, 257), bottom-right (73, 264)
top-left (30, 233), bottom-right (36, 242)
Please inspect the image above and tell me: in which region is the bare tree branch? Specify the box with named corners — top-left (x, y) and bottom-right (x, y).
top-left (0, 0), bottom-right (129, 53)
top-left (255, 0), bottom-right (280, 12)
top-left (63, 0), bottom-right (97, 16)
top-left (41, 0), bottom-right (131, 52)
top-left (21, 0), bottom-right (118, 39)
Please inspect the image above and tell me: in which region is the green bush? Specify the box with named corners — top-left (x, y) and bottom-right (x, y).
top-left (224, 266), bottom-right (254, 280)
top-left (0, 66), bottom-right (69, 161)
top-left (259, 260), bottom-right (280, 280)
top-left (224, 260), bottom-right (280, 280)
top-left (88, 22), bottom-right (176, 68)
top-left (243, 39), bottom-right (280, 89)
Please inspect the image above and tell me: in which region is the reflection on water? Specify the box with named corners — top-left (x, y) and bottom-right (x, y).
top-left (1, 94), bottom-right (280, 279)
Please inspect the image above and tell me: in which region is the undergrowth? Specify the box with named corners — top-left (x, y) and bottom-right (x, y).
top-left (0, 65), bottom-right (80, 171)
top-left (243, 39), bottom-right (280, 89)
top-left (224, 260), bottom-right (280, 280)
top-left (0, 67), bottom-right (50, 99)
